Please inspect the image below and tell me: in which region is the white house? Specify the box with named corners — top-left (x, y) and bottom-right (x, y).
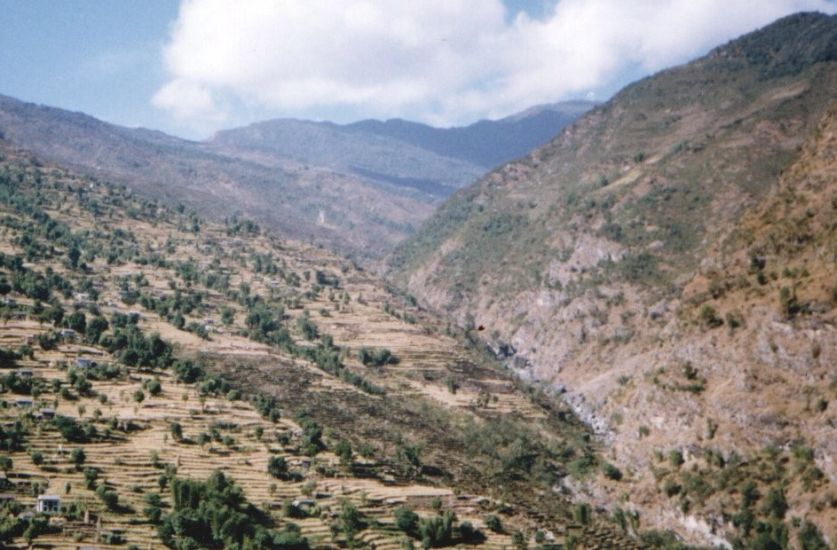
top-left (36, 494), bottom-right (61, 514)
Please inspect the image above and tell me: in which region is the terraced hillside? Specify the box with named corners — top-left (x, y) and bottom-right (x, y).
top-left (389, 13), bottom-right (836, 547)
top-left (0, 142), bottom-right (649, 548)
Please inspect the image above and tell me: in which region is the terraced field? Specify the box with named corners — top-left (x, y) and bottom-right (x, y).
top-left (0, 143), bottom-right (642, 548)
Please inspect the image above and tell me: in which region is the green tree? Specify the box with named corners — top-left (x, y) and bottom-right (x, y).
top-left (797, 520), bottom-right (827, 549)
top-left (762, 487), bottom-right (788, 519)
top-left (339, 501), bottom-right (364, 544)
top-left (484, 514), bottom-right (502, 533)
top-left (84, 467), bottom-right (99, 489)
top-left (418, 511), bottom-right (455, 548)
top-left (394, 506), bottom-right (419, 534)
top-left (267, 455), bottom-right (288, 479)
top-left (67, 311), bottom-right (86, 334)
top-left (335, 440), bottom-right (353, 467)
top-left (70, 447), bottom-right (86, 469)
top-left (67, 246), bottom-right (81, 269)
top-left (170, 422), bottom-right (183, 442)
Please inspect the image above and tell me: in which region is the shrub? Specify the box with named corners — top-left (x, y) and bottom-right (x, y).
top-left (96, 485), bottom-right (120, 511)
top-left (84, 467), bottom-right (99, 489)
top-left (602, 462), bottom-right (623, 481)
top-left (358, 347), bottom-right (399, 367)
top-left (70, 448), bottom-right (86, 468)
top-left (797, 520), bottom-right (827, 549)
top-left (573, 503), bottom-right (590, 525)
top-left (568, 452), bottom-right (597, 477)
top-left (484, 514), bottom-right (502, 533)
top-left (296, 315), bottom-right (318, 340)
top-left (267, 455), bottom-right (288, 479)
top-left (741, 481), bottom-right (759, 508)
top-left (458, 521), bottom-right (483, 543)
top-left (394, 506), bottom-right (419, 534)
top-left (669, 450), bottom-right (684, 468)
top-left (170, 422), bottom-right (183, 442)
top-left (418, 511), bottom-right (455, 548)
top-left (762, 487), bottom-right (788, 519)
top-left (616, 253), bottom-right (659, 283)
top-left (334, 440), bottom-right (353, 467)
top-left (726, 310), bottom-right (745, 329)
top-left (779, 286), bottom-right (800, 318)
top-left (663, 479), bottom-right (681, 497)
top-left (699, 305), bottom-right (723, 328)
top-left (144, 378), bottom-right (162, 396)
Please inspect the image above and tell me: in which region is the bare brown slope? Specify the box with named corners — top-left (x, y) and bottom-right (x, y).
top-left (390, 13), bottom-right (837, 545)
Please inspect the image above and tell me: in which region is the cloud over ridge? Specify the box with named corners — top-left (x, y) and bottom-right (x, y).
top-left (153, 0), bottom-right (836, 127)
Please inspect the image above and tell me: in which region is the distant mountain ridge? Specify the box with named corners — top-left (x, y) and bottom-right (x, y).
top-left (208, 100), bottom-right (596, 196)
top-left (340, 101), bottom-right (596, 167)
top-left (0, 94), bottom-right (592, 254)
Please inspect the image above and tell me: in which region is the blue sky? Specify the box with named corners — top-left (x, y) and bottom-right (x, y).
top-left (1, 1), bottom-right (834, 139)
top-left (0, 1), bottom-right (179, 133)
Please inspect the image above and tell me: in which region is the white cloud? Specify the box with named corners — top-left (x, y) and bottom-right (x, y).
top-left (154, 0), bottom-right (836, 129)
top-left (153, 78), bottom-right (218, 119)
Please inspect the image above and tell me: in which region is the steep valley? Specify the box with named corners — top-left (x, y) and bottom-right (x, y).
top-left (389, 13), bottom-right (836, 548)
top-left (0, 140), bottom-right (646, 548)
top-left (0, 10), bottom-right (835, 550)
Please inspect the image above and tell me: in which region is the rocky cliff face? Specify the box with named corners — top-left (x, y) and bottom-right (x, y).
top-left (390, 13), bottom-right (837, 545)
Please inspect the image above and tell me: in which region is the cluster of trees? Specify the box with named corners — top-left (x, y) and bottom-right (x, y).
top-left (153, 470), bottom-right (308, 550)
top-left (393, 506), bottom-right (482, 548)
top-left (250, 253), bottom-right (279, 275)
top-left (0, 502), bottom-right (53, 546)
top-left (459, 416), bottom-right (560, 483)
top-left (0, 419), bottom-right (27, 451)
top-left (225, 216), bottom-right (260, 237)
top-left (137, 288), bottom-right (205, 329)
top-left (358, 346), bottom-right (399, 367)
top-left (245, 303), bottom-right (292, 349)
top-left (0, 170), bottom-right (85, 268)
top-left (0, 370), bottom-right (41, 395)
top-left (296, 415), bottom-right (325, 457)
top-left (99, 315), bottom-right (172, 370)
top-left (0, 254), bottom-right (74, 302)
top-left (53, 415), bottom-right (98, 443)
top-left (0, 348), bottom-right (18, 368)
top-left (301, 336), bottom-right (384, 396)
top-left (252, 394), bottom-right (282, 423)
